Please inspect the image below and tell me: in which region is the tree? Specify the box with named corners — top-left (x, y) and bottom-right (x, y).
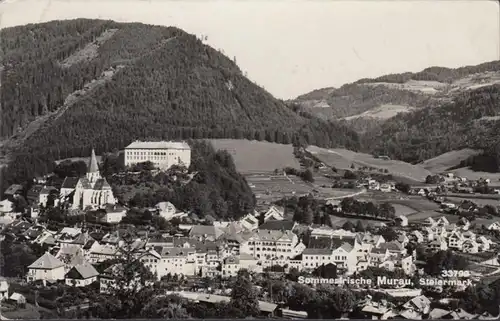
top-left (424, 250), bottom-right (468, 276)
top-left (355, 220), bottom-right (365, 232)
top-left (89, 236), bottom-right (168, 318)
top-left (229, 269), bottom-right (260, 318)
top-left (140, 295), bottom-right (190, 319)
top-left (342, 221), bottom-right (355, 231)
top-left (378, 226), bottom-right (398, 241)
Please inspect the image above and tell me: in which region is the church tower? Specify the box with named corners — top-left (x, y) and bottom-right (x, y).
top-left (86, 148), bottom-right (101, 183)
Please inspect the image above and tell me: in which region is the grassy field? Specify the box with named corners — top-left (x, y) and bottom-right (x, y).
top-left (391, 203), bottom-right (417, 216)
top-left (306, 146), bottom-right (431, 182)
top-left (390, 197), bottom-right (441, 212)
top-left (445, 196), bottom-right (500, 207)
top-left (405, 210), bottom-right (498, 226)
top-left (420, 149), bottom-right (481, 173)
top-left (448, 167), bottom-right (500, 181)
top-left (209, 139), bottom-right (299, 174)
top-left (329, 215), bottom-right (386, 227)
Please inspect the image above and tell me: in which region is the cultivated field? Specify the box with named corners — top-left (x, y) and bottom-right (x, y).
top-left (420, 149), bottom-right (482, 173)
top-left (307, 146), bottom-right (431, 182)
top-left (389, 197), bottom-right (441, 212)
top-left (246, 173), bottom-right (356, 204)
top-left (329, 215), bottom-right (386, 227)
top-left (209, 139), bottom-right (299, 174)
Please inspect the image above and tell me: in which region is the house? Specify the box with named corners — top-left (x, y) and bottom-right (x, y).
top-left (239, 213), bottom-right (259, 231)
top-left (447, 230), bottom-right (464, 250)
top-left (462, 239), bottom-right (479, 254)
top-left (426, 237), bottom-right (448, 252)
top-left (302, 248), bottom-right (333, 270)
top-left (189, 225), bottom-right (223, 241)
top-left (0, 279), bottom-right (9, 300)
top-left (410, 231), bottom-right (424, 243)
top-left (0, 199), bottom-right (14, 213)
top-left (221, 255), bottom-right (240, 278)
top-left (380, 184), bottom-right (391, 193)
top-left (240, 229), bottom-right (299, 261)
top-left (8, 293), bottom-right (26, 307)
top-left (65, 262), bottom-right (99, 287)
top-left (487, 221), bottom-right (500, 231)
top-left (27, 252), bottom-right (66, 283)
top-left (4, 184), bottom-right (23, 198)
top-left (395, 215), bottom-right (408, 227)
top-left (263, 206), bottom-right (285, 222)
top-left (99, 205), bottom-right (127, 223)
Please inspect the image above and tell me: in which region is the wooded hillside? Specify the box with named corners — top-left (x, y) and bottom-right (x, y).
top-left (366, 84), bottom-right (500, 167)
top-left (0, 19), bottom-right (359, 185)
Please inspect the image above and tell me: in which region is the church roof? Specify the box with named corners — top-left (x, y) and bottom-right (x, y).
top-left (89, 149), bottom-right (99, 173)
top-left (79, 178), bottom-right (92, 189)
top-left (61, 177), bottom-right (79, 189)
top-left (93, 178), bottom-right (111, 190)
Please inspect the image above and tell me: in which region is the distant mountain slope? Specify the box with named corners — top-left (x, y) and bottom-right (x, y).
top-left (0, 19), bottom-right (359, 184)
top-left (292, 61), bottom-right (500, 127)
top-left (365, 84), bottom-right (500, 165)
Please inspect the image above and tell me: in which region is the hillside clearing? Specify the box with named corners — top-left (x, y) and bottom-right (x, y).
top-left (420, 149), bottom-right (482, 173)
top-left (59, 28), bottom-right (118, 68)
top-left (208, 139), bottom-right (299, 174)
top-left (343, 104), bottom-right (415, 120)
top-left (307, 146), bottom-right (431, 182)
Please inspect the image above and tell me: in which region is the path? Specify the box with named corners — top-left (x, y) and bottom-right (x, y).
top-left (326, 188), bottom-right (366, 201)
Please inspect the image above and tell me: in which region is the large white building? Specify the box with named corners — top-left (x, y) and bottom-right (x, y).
top-left (124, 141), bottom-right (191, 170)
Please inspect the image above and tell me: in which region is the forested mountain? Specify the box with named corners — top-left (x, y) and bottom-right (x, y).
top-left (293, 61), bottom-right (500, 127)
top-left (365, 84), bottom-right (500, 167)
top-left (0, 19), bottom-right (359, 185)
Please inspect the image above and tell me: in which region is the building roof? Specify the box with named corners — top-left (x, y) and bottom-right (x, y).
top-left (61, 177), bottom-right (80, 189)
top-left (303, 248), bottom-right (332, 255)
top-left (28, 252), bottom-right (64, 270)
top-left (259, 220), bottom-right (295, 231)
top-left (125, 141), bottom-right (190, 150)
top-left (89, 149), bottom-right (99, 173)
top-left (65, 262), bottom-right (99, 280)
top-left (93, 178), bottom-right (111, 190)
top-left (4, 184), bottom-right (23, 195)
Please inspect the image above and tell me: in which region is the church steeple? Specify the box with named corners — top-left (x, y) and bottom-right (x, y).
top-left (86, 148), bottom-right (101, 183)
top-left (89, 149), bottom-right (99, 173)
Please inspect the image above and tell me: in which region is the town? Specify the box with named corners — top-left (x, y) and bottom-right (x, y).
top-left (0, 140), bottom-right (500, 319)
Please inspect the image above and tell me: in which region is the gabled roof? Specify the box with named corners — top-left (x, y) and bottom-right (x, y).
top-left (4, 184), bottom-right (23, 195)
top-left (93, 178), bottom-right (111, 190)
top-left (65, 262), bottom-right (99, 280)
top-left (61, 177), bottom-right (79, 189)
top-left (28, 252), bottom-right (64, 270)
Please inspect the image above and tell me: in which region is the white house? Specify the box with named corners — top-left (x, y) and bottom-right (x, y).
top-left (0, 199), bottom-right (14, 213)
top-left (155, 202), bottom-right (186, 221)
top-left (65, 262), bottom-right (99, 287)
top-left (263, 206), bottom-right (285, 222)
top-left (487, 222), bottom-right (500, 231)
top-left (221, 256), bottom-right (240, 278)
top-left (239, 213), bottom-right (259, 231)
top-left (27, 252), bottom-right (66, 283)
top-left (0, 279), bottom-right (9, 300)
top-left (100, 205), bottom-right (127, 224)
top-left (395, 215), bottom-right (409, 227)
top-left (302, 248), bottom-right (333, 270)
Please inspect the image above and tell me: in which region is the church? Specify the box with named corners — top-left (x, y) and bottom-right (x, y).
top-left (60, 149), bottom-right (116, 210)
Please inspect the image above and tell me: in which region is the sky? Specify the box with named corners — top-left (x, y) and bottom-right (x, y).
top-left (0, 0), bottom-right (499, 99)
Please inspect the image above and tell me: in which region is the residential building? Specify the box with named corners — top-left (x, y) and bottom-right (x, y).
top-left (99, 205), bottom-right (127, 223)
top-left (124, 141), bottom-right (191, 170)
top-left (263, 206), bottom-right (285, 221)
top-left (240, 229), bottom-right (299, 261)
top-left (65, 262), bottom-right (99, 287)
top-left (27, 252), bottom-right (65, 283)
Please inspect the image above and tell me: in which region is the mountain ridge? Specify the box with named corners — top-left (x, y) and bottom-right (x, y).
top-left (0, 19), bottom-right (360, 185)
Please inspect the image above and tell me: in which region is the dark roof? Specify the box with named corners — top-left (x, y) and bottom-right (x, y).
top-left (27, 185), bottom-right (44, 199)
top-left (61, 177), bottom-right (79, 189)
top-left (94, 178), bottom-right (111, 190)
top-left (259, 220), bottom-right (295, 231)
top-left (308, 236), bottom-right (355, 249)
top-left (65, 263), bottom-right (99, 280)
top-left (4, 184), bottom-right (23, 195)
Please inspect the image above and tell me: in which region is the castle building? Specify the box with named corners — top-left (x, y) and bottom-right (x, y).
top-left (60, 149), bottom-right (116, 210)
top-left (124, 141), bottom-right (191, 170)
